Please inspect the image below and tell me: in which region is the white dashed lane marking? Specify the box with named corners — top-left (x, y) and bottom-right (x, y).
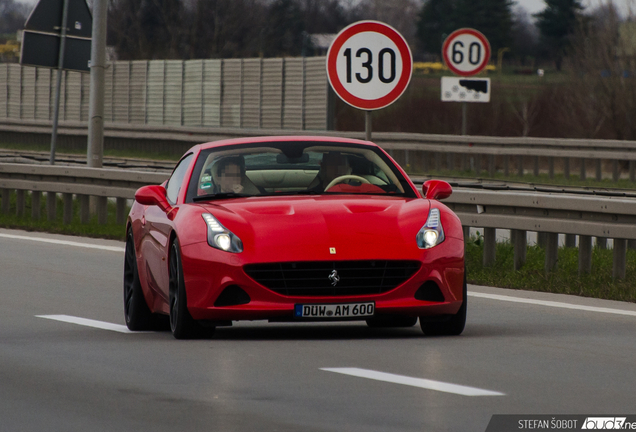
top-left (0, 233), bottom-right (125, 252)
top-left (321, 368), bottom-right (505, 396)
top-left (36, 315), bottom-right (133, 333)
top-left (469, 292), bottom-right (636, 317)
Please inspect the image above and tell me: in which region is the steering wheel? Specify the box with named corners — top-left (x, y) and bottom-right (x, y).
top-left (325, 175), bottom-right (371, 191)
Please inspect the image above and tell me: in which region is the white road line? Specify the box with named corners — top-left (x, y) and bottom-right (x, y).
top-left (468, 291), bottom-right (636, 317)
top-left (321, 368), bottom-right (504, 396)
top-left (36, 315), bottom-right (133, 333)
top-left (0, 233), bottom-right (125, 252)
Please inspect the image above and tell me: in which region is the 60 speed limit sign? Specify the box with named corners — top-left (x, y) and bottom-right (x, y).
top-left (327, 21), bottom-right (412, 110)
top-left (442, 28), bottom-right (491, 77)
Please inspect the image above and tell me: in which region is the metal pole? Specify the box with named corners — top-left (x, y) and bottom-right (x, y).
top-left (87, 0), bottom-right (107, 169)
top-left (49, 0), bottom-right (71, 165)
top-left (365, 110), bottom-right (372, 141)
top-left (461, 102), bottom-right (467, 135)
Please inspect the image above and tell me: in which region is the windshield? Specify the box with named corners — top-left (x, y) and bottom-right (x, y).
top-left (185, 141), bottom-right (417, 202)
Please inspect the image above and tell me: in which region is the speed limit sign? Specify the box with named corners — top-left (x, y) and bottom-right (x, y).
top-left (442, 28), bottom-right (491, 77)
top-left (327, 21), bottom-right (413, 110)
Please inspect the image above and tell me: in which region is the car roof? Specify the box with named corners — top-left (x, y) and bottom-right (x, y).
top-left (195, 135), bottom-right (377, 152)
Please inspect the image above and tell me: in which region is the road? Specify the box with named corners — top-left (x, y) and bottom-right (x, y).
top-left (1, 227), bottom-right (635, 432)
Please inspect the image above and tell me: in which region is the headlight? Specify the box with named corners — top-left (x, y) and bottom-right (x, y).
top-left (202, 213), bottom-right (243, 253)
top-left (416, 208), bottom-right (445, 249)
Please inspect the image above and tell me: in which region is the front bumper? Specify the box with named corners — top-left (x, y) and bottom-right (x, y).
top-left (180, 238), bottom-right (465, 322)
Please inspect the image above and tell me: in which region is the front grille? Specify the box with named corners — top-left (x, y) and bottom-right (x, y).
top-left (244, 261), bottom-right (420, 296)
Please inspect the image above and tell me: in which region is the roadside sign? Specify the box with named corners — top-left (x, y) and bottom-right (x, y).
top-left (326, 21), bottom-right (413, 110)
top-left (20, 0), bottom-right (92, 72)
top-left (442, 28), bottom-right (491, 77)
top-left (24, 0), bottom-right (92, 38)
top-left (441, 77), bottom-right (490, 103)
top-left (21, 31), bottom-right (91, 72)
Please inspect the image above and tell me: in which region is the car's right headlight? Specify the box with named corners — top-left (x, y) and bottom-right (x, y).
top-left (416, 208), bottom-right (445, 249)
top-left (202, 213), bottom-right (243, 253)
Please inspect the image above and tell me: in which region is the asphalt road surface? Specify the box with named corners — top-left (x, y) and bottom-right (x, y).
top-left (1, 227), bottom-right (635, 432)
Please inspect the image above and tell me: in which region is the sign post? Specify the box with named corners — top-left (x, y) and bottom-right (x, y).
top-left (326, 21), bottom-right (412, 141)
top-left (49, 0), bottom-right (70, 165)
top-left (441, 28), bottom-right (491, 135)
top-left (21, 0), bottom-right (93, 164)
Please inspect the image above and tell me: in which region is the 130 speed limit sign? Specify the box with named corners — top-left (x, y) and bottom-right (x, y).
top-left (442, 28), bottom-right (491, 77)
top-left (327, 21), bottom-right (412, 110)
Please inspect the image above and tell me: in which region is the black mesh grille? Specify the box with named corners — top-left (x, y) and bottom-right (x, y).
top-left (243, 261), bottom-right (420, 296)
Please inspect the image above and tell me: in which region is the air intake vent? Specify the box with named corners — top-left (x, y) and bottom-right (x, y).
top-left (414, 281), bottom-right (445, 302)
top-left (244, 261), bottom-right (420, 297)
top-left (214, 285), bottom-right (251, 307)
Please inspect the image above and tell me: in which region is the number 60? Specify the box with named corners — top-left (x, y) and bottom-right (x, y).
top-left (451, 41), bottom-right (482, 66)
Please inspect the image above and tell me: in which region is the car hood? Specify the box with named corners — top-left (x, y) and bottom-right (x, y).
top-left (196, 195), bottom-right (430, 262)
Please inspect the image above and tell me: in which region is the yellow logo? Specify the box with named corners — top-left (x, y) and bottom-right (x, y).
top-left (329, 247), bottom-right (336, 254)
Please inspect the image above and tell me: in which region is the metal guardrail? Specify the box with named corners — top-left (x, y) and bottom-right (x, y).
top-left (2, 119), bottom-right (636, 181)
top-left (0, 161), bottom-right (634, 279)
top-left (0, 162), bottom-right (167, 224)
top-left (443, 188), bottom-right (636, 279)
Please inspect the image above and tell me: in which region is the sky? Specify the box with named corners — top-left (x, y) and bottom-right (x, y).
top-left (517, 0), bottom-right (633, 16)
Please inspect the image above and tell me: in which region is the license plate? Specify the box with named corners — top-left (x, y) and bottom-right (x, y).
top-left (294, 302), bottom-right (375, 319)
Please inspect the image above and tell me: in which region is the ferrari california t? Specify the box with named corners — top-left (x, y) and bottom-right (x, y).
top-left (124, 136), bottom-right (466, 339)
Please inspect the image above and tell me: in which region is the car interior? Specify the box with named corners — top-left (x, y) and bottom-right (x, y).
top-left (195, 146), bottom-right (405, 196)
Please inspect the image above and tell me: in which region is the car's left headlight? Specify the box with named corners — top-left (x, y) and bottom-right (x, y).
top-left (202, 213), bottom-right (243, 253)
top-left (417, 208), bottom-right (445, 249)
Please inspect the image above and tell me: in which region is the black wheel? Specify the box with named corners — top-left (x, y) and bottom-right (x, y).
top-left (169, 239), bottom-right (214, 339)
top-left (366, 315), bottom-right (418, 328)
top-left (124, 229), bottom-right (154, 331)
top-left (420, 270), bottom-right (467, 336)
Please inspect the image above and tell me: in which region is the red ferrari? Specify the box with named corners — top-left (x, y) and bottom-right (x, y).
top-left (124, 136), bottom-right (466, 339)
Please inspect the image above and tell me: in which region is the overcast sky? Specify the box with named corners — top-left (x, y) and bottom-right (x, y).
top-left (517, 0), bottom-right (633, 15)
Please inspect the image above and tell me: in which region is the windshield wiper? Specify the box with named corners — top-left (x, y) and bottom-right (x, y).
top-left (193, 192), bottom-right (250, 202)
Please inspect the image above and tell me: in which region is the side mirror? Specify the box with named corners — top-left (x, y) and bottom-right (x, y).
top-left (423, 180), bottom-right (452, 200)
top-left (135, 185), bottom-right (171, 212)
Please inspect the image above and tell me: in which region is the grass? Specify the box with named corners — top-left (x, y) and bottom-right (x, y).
top-left (465, 237), bottom-right (636, 303)
top-left (0, 190), bottom-right (127, 241)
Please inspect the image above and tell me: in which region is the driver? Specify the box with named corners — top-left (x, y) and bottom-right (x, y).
top-left (216, 156), bottom-right (246, 193)
top-left (307, 152), bottom-right (352, 192)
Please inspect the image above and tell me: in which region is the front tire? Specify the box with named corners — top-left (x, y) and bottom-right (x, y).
top-left (169, 239), bottom-right (214, 339)
top-left (420, 270), bottom-right (467, 336)
top-left (123, 229), bottom-right (154, 331)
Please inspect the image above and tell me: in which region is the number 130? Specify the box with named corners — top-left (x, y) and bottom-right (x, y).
top-left (343, 47), bottom-right (396, 84)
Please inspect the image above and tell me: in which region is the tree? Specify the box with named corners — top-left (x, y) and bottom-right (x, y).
top-left (417, 0), bottom-right (514, 58)
top-left (0, 0), bottom-right (30, 35)
top-left (453, 0), bottom-right (514, 57)
top-left (510, 6), bottom-right (539, 65)
top-left (416, 0), bottom-right (458, 54)
top-left (108, 0), bottom-right (187, 60)
top-left (187, 0), bottom-right (265, 59)
top-left (299, 0), bottom-right (350, 34)
top-left (262, 0), bottom-right (305, 57)
top-left (561, 1), bottom-right (636, 140)
top-left (354, 0), bottom-right (420, 46)
top-left (535, 0), bottom-right (585, 70)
